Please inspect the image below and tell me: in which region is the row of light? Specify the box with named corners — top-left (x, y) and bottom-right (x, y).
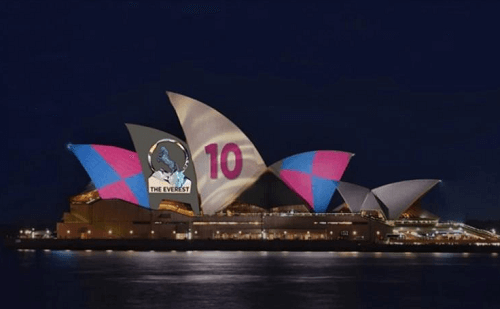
top-left (23, 249), bottom-right (500, 257)
top-left (210, 230), bottom-right (374, 236)
top-left (64, 229), bottom-right (192, 235)
top-left (20, 229), bottom-right (51, 234)
top-left (66, 229), bottom-right (154, 235)
top-left (63, 229), bottom-right (380, 237)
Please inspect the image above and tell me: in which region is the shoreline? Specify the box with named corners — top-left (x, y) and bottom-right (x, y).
top-left (4, 238), bottom-right (500, 253)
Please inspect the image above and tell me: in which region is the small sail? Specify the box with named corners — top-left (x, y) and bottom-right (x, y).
top-left (361, 192), bottom-right (384, 212)
top-left (337, 181), bottom-right (371, 212)
top-left (68, 144), bottom-right (149, 207)
top-left (168, 92), bottom-right (267, 215)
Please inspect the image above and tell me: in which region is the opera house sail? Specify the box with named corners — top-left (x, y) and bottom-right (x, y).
top-left (68, 144), bottom-right (149, 207)
top-left (269, 151), bottom-right (353, 213)
top-left (126, 123), bottom-right (201, 215)
top-left (168, 91), bottom-right (268, 215)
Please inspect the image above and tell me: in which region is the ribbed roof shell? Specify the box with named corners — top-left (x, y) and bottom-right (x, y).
top-left (337, 181), bottom-right (370, 212)
top-left (372, 179), bottom-right (441, 220)
top-left (168, 92), bottom-right (267, 215)
top-left (361, 192), bottom-right (384, 212)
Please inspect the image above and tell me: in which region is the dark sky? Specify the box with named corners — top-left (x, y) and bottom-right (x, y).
top-left (2, 0), bottom-right (500, 226)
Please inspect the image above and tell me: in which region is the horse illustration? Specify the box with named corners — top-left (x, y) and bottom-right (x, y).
top-left (157, 146), bottom-right (179, 172)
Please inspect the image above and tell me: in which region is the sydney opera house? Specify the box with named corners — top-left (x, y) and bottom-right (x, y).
top-left (56, 92), bottom-right (499, 245)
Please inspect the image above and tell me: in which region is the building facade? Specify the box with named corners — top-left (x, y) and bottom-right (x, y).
top-left (57, 92), bottom-right (500, 245)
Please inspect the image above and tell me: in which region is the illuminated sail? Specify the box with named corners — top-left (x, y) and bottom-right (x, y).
top-left (269, 151), bottom-right (353, 213)
top-left (126, 124), bottom-right (200, 214)
top-left (68, 144), bottom-right (149, 207)
top-left (168, 92), bottom-right (267, 215)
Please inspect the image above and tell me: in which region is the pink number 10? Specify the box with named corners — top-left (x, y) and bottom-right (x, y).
top-left (205, 143), bottom-right (243, 179)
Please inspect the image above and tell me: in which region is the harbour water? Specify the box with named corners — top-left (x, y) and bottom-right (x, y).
top-left (1, 245), bottom-right (500, 309)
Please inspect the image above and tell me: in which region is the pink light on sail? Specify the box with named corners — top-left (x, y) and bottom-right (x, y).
top-left (93, 145), bottom-right (143, 178)
top-left (312, 151), bottom-right (352, 180)
top-left (279, 170), bottom-right (314, 207)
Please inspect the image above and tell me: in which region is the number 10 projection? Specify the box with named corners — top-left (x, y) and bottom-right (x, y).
top-left (168, 92), bottom-right (267, 215)
top-left (205, 143), bottom-right (243, 180)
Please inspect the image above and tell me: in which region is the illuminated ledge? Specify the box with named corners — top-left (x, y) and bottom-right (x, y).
top-left (314, 222), bottom-right (353, 225)
top-left (70, 190), bottom-right (100, 204)
top-left (158, 200), bottom-right (195, 217)
top-left (193, 222), bottom-right (262, 225)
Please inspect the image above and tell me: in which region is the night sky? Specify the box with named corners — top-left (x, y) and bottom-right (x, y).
top-left (2, 0), bottom-right (500, 226)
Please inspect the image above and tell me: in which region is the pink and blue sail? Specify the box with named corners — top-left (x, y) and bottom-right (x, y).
top-left (270, 151), bottom-right (353, 213)
top-left (68, 144), bottom-right (149, 208)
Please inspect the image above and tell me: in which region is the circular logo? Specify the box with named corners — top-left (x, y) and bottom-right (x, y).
top-left (147, 139), bottom-right (191, 189)
top-left (148, 139), bottom-right (189, 173)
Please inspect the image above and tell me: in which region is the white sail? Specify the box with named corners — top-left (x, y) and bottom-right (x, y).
top-left (372, 179), bottom-right (441, 219)
top-left (337, 181), bottom-right (370, 213)
top-left (168, 92), bottom-right (267, 215)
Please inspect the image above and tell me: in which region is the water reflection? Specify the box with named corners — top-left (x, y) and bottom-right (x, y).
top-left (2, 250), bottom-right (500, 309)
